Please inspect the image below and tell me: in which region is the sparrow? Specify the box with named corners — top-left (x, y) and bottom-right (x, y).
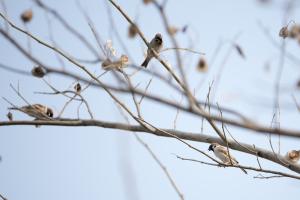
top-left (9, 104), bottom-right (53, 120)
top-left (141, 33), bottom-right (163, 68)
top-left (208, 143), bottom-right (247, 174)
top-left (284, 150), bottom-right (300, 163)
top-left (102, 55), bottom-right (129, 71)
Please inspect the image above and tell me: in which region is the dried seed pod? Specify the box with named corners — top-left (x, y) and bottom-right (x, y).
top-left (128, 24), bottom-right (138, 38)
top-left (197, 57), bottom-right (208, 72)
top-left (279, 26), bottom-right (289, 39)
top-left (167, 26), bottom-right (179, 36)
top-left (234, 44), bottom-right (246, 59)
top-left (6, 112), bottom-right (13, 121)
top-left (143, 0), bottom-right (153, 4)
top-left (21, 9), bottom-right (33, 23)
top-left (31, 66), bottom-right (46, 78)
top-left (74, 83), bottom-right (82, 93)
top-left (289, 24), bottom-right (300, 39)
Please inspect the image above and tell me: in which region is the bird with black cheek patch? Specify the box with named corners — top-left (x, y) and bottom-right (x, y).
top-left (9, 104), bottom-right (53, 120)
top-left (141, 33), bottom-right (163, 68)
top-left (208, 143), bottom-right (247, 174)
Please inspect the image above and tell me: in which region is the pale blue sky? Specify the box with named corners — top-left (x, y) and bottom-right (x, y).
top-left (1, 0), bottom-right (300, 200)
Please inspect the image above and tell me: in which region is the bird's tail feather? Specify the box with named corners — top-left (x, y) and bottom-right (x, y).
top-left (141, 57), bottom-right (150, 68)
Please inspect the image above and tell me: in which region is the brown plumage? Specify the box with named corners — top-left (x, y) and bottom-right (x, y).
top-left (285, 150), bottom-right (300, 163)
top-left (102, 55), bottom-right (129, 71)
top-left (9, 104), bottom-right (53, 120)
top-left (208, 143), bottom-right (247, 174)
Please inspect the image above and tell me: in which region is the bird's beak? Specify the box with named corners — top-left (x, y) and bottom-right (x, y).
top-left (208, 144), bottom-right (213, 151)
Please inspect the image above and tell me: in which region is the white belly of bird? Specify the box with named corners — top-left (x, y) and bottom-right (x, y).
top-left (214, 150), bottom-right (230, 163)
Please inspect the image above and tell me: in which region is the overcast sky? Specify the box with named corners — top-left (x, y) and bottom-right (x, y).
top-left (1, 0), bottom-right (300, 200)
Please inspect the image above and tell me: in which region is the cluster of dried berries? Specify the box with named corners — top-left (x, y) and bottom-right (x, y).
top-left (279, 23), bottom-right (300, 44)
top-left (21, 9), bottom-right (33, 23)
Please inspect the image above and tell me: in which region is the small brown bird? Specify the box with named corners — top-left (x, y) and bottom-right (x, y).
top-left (208, 143), bottom-right (247, 174)
top-left (102, 55), bottom-right (129, 71)
top-left (9, 104), bottom-right (53, 120)
top-left (285, 150), bottom-right (300, 163)
top-left (141, 33), bottom-right (163, 68)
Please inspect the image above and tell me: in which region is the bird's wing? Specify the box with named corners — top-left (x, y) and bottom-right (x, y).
top-left (216, 145), bottom-right (229, 155)
top-left (216, 145), bottom-right (238, 164)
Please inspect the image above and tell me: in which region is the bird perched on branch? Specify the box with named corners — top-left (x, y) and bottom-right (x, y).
top-left (9, 104), bottom-right (53, 120)
top-left (102, 55), bottom-right (129, 71)
top-left (141, 33), bottom-right (163, 68)
top-left (285, 150), bottom-right (300, 163)
top-left (208, 143), bottom-right (247, 174)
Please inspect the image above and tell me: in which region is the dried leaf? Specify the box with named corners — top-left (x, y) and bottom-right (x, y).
top-left (21, 9), bottom-right (33, 23)
top-left (31, 66), bottom-right (46, 78)
top-left (104, 40), bottom-right (116, 57)
top-left (143, 0), bottom-right (153, 5)
top-left (168, 26), bottom-right (179, 36)
top-left (6, 112), bottom-right (13, 121)
top-left (279, 26), bottom-right (289, 39)
top-left (197, 57), bottom-right (208, 72)
top-left (182, 25), bottom-right (188, 33)
top-left (128, 24), bottom-right (138, 38)
top-left (74, 83), bottom-right (82, 93)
